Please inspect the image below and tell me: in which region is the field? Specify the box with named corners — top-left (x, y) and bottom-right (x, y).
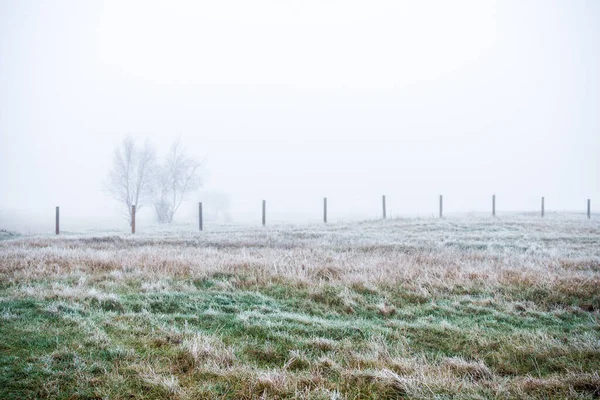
top-left (1, 215), bottom-right (599, 399)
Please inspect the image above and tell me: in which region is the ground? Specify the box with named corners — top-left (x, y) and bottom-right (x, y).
top-left (1, 215), bottom-right (599, 399)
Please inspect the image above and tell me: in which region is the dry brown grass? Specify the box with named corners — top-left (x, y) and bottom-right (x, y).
top-left (2, 218), bottom-right (599, 296)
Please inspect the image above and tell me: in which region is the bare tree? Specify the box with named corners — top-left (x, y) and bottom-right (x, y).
top-left (201, 190), bottom-right (232, 222)
top-left (105, 137), bottom-right (156, 224)
top-left (154, 139), bottom-right (203, 223)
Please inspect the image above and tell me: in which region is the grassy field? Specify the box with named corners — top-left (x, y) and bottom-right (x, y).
top-left (1, 215), bottom-right (599, 399)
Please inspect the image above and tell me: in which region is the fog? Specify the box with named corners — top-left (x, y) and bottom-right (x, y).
top-left (1, 0), bottom-right (599, 232)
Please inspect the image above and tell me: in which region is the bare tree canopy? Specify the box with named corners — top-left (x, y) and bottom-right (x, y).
top-left (154, 138), bottom-right (203, 224)
top-left (105, 137), bottom-right (156, 223)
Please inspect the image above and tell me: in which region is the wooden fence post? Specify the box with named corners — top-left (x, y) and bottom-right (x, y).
top-left (199, 202), bottom-right (203, 231)
top-left (55, 206), bottom-right (59, 235)
top-left (131, 205), bottom-right (136, 234)
top-left (382, 195), bottom-right (386, 220)
top-left (541, 197), bottom-right (545, 218)
top-left (323, 197), bottom-right (327, 223)
top-left (492, 194), bottom-right (496, 217)
top-left (439, 195), bottom-right (443, 218)
top-left (588, 199), bottom-right (591, 219)
top-left (262, 200), bottom-right (266, 226)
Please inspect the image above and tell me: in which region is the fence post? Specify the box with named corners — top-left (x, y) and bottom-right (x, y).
top-left (382, 195), bottom-right (386, 220)
top-left (55, 206), bottom-right (59, 235)
top-left (323, 197), bottom-right (327, 223)
top-left (262, 200), bottom-right (266, 226)
top-left (199, 202), bottom-right (203, 231)
top-left (439, 195), bottom-right (443, 218)
top-left (131, 205), bottom-right (136, 234)
top-left (492, 194), bottom-right (496, 217)
top-left (588, 199), bottom-right (591, 219)
top-left (541, 197), bottom-right (545, 218)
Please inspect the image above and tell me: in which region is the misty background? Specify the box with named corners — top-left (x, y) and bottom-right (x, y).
top-left (1, 0), bottom-right (598, 233)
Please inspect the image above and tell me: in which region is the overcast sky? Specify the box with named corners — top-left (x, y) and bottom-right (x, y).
top-left (1, 0), bottom-right (599, 230)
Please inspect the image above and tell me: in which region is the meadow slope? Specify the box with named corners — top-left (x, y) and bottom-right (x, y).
top-left (1, 216), bottom-right (599, 399)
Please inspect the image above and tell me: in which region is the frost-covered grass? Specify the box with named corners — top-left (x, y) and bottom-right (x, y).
top-left (1, 215), bottom-right (599, 399)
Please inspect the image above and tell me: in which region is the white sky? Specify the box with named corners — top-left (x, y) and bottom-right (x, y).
top-left (1, 0), bottom-right (599, 230)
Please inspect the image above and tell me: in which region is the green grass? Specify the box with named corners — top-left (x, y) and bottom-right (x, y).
top-left (1, 278), bottom-right (598, 399)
